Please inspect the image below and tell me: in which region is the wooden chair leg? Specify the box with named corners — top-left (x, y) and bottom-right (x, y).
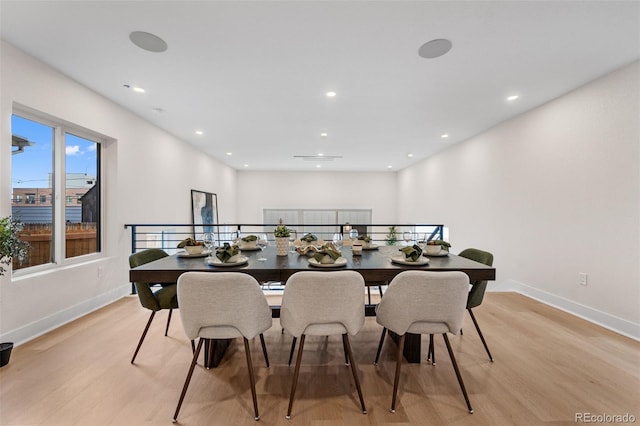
top-left (165, 309), bottom-right (173, 336)
top-left (343, 334), bottom-right (367, 414)
top-left (442, 333), bottom-right (473, 413)
top-left (342, 335), bottom-right (350, 365)
top-left (287, 336), bottom-right (297, 366)
top-left (374, 328), bottom-right (387, 365)
top-left (468, 308), bottom-right (493, 361)
top-left (131, 311), bottom-right (156, 364)
top-left (427, 334), bottom-right (435, 365)
top-left (391, 334), bottom-right (406, 413)
top-left (173, 338), bottom-right (204, 423)
top-left (259, 333), bottom-right (270, 368)
top-left (243, 337), bottom-right (260, 421)
top-left (286, 334), bottom-right (305, 419)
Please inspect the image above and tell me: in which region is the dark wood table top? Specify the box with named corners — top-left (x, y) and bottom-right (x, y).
top-left (129, 245), bottom-right (495, 284)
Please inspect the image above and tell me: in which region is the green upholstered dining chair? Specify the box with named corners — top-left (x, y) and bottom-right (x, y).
top-left (129, 248), bottom-right (178, 364)
top-left (427, 248), bottom-right (495, 364)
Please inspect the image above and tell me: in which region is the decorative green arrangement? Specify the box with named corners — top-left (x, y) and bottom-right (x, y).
top-left (241, 235), bottom-right (258, 242)
top-left (301, 233), bottom-right (317, 243)
top-left (274, 220), bottom-right (291, 238)
top-left (215, 243), bottom-right (240, 263)
top-left (400, 244), bottom-right (423, 261)
top-left (177, 237), bottom-right (203, 248)
top-left (0, 217), bottom-right (30, 276)
top-left (385, 226), bottom-right (398, 246)
top-left (428, 239), bottom-right (451, 251)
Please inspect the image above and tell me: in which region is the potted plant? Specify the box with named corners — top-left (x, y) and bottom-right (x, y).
top-left (274, 219), bottom-right (291, 256)
top-left (0, 216), bottom-right (30, 367)
top-left (385, 226), bottom-right (398, 246)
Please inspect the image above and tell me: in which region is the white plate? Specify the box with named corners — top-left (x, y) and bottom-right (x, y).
top-left (308, 257), bottom-right (348, 268)
top-left (362, 244), bottom-right (379, 250)
top-left (423, 250), bottom-right (448, 257)
top-left (391, 256), bottom-right (429, 266)
top-left (177, 250), bottom-right (210, 258)
top-left (207, 255), bottom-right (249, 266)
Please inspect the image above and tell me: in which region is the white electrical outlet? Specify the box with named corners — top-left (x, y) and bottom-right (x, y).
top-left (578, 272), bottom-right (588, 286)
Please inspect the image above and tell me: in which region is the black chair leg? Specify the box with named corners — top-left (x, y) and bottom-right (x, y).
top-left (367, 286), bottom-right (372, 305)
top-left (286, 334), bottom-right (305, 419)
top-left (343, 334), bottom-right (367, 414)
top-left (259, 333), bottom-right (270, 368)
top-left (243, 337), bottom-right (260, 421)
top-left (390, 334), bottom-right (406, 413)
top-left (131, 311), bottom-right (156, 364)
top-left (165, 308), bottom-right (173, 336)
top-left (288, 336), bottom-right (297, 366)
top-left (190, 340), bottom-right (195, 354)
top-left (173, 338), bottom-right (204, 422)
top-left (427, 334), bottom-right (435, 365)
top-left (468, 308), bottom-right (493, 361)
top-left (374, 328), bottom-right (387, 365)
top-left (442, 333), bottom-right (473, 414)
top-left (342, 335), bottom-right (350, 366)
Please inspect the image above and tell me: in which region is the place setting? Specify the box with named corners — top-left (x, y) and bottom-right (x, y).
top-left (307, 241), bottom-right (347, 268)
top-left (390, 244), bottom-right (430, 266)
top-left (207, 242), bottom-right (249, 267)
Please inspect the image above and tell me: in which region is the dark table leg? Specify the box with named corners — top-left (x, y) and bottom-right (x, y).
top-left (388, 331), bottom-right (421, 363)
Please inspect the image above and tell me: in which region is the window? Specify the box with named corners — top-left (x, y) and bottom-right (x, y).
top-left (11, 108), bottom-right (103, 271)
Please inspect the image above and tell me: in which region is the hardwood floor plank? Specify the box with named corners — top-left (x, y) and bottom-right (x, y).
top-left (1, 293), bottom-right (638, 425)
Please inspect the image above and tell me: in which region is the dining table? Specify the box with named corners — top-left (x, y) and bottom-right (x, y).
top-left (130, 244), bottom-right (495, 366)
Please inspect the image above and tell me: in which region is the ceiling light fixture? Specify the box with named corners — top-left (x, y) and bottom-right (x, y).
top-left (507, 95), bottom-right (520, 101)
top-left (418, 39), bottom-right (453, 59)
top-left (129, 31), bottom-right (168, 53)
top-left (243, 164), bottom-right (249, 168)
top-left (226, 152), bottom-right (232, 156)
top-left (195, 130), bottom-right (203, 135)
top-left (320, 132), bottom-right (328, 137)
top-left (326, 91), bottom-right (337, 98)
top-left (407, 153), bottom-right (414, 158)
top-left (441, 134), bottom-right (449, 139)
top-left (132, 87), bottom-right (145, 93)
top-left (316, 164), bottom-right (321, 168)
top-left (387, 165), bottom-right (393, 169)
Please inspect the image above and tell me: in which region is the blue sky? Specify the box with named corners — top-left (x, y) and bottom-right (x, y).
top-left (11, 115), bottom-right (98, 189)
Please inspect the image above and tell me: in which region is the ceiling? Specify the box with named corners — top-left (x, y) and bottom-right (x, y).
top-left (1, 1), bottom-right (639, 172)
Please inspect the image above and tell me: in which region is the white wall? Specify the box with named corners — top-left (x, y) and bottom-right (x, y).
top-left (398, 61), bottom-right (640, 338)
top-left (235, 171), bottom-right (397, 224)
top-left (0, 41), bottom-right (237, 344)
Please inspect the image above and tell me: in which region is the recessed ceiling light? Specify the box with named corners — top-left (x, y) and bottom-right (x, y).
top-left (318, 153), bottom-right (324, 156)
top-left (129, 31), bottom-right (168, 53)
top-left (507, 95), bottom-right (520, 101)
top-left (418, 39), bottom-right (453, 59)
top-left (243, 164), bottom-right (249, 168)
top-left (316, 164), bottom-right (321, 168)
top-left (195, 130), bottom-right (203, 135)
top-left (407, 153), bottom-right (414, 158)
top-left (320, 132), bottom-right (328, 137)
top-left (387, 165), bottom-right (393, 169)
top-left (441, 134), bottom-right (449, 139)
top-left (326, 91), bottom-right (337, 98)
top-left (132, 87), bottom-right (145, 93)
top-left (226, 152), bottom-right (232, 156)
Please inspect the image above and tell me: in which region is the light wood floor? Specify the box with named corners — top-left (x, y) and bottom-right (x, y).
top-left (1, 292), bottom-right (638, 425)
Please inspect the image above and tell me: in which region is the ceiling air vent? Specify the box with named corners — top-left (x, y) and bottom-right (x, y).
top-left (293, 155), bottom-right (343, 162)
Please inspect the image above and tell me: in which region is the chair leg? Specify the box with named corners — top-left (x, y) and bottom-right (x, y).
top-left (367, 286), bottom-right (372, 305)
top-left (343, 334), bottom-right (367, 414)
top-left (259, 333), bottom-right (270, 368)
top-left (165, 308), bottom-right (173, 336)
top-left (342, 335), bottom-right (350, 366)
top-left (288, 336), bottom-right (297, 366)
top-left (378, 285), bottom-right (384, 298)
top-left (468, 308), bottom-right (493, 362)
top-left (442, 333), bottom-right (473, 414)
top-left (131, 311), bottom-right (156, 364)
top-left (427, 334), bottom-right (435, 365)
top-left (173, 338), bottom-right (204, 422)
top-left (190, 340), bottom-right (195, 354)
top-left (374, 327), bottom-right (387, 365)
top-left (243, 337), bottom-right (260, 421)
top-left (391, 334), bottom-right (406, 413)
top-left (286, 334), bottom-right (305, 419)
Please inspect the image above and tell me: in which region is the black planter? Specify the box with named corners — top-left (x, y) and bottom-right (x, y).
top-left (0, 342), bottom-right (13, 367)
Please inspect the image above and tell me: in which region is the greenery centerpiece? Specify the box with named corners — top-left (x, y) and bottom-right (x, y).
top-left (274, 219), bottom-right (291, 256)
top-left (0, 217), bottom-right (30, 276)
top-left (385, 226), bottom-right (398, 246)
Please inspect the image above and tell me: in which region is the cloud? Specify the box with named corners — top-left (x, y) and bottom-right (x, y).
top-left (66, 145), bottom-right (81, 155)
top-left (87, 144), bottom-right (97, 152)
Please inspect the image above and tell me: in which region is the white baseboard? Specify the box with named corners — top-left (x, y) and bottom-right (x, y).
top-left (491, 279), bottom-right (640, 341)
top-left (1, 284), bottom-right (130, 346)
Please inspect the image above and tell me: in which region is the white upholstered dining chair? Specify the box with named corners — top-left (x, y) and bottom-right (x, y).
top-left (374, 270), bottom-right (474, 414)
top-left (172, 271), bottom-right (272, 422)
top-left (280, 270), bottom-right (367, 419)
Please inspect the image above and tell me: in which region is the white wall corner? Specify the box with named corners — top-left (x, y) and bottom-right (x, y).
top-left (0, 284), bottom-right (130, 346)
top-left (490, 279), bottom-right (640, 341)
